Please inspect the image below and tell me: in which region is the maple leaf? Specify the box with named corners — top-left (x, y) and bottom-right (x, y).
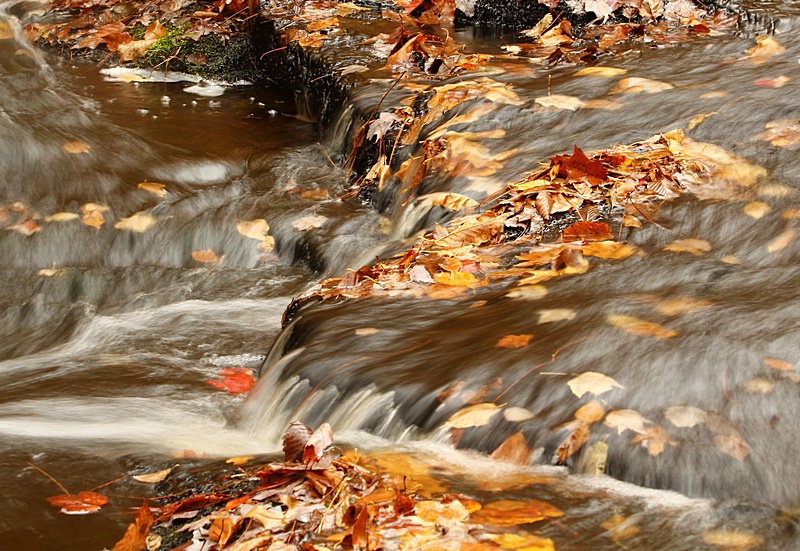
top-left (46, 491), bottom-right (108, 515)
top-left (205, 367), bottom-right (256, 395)
top-left (551, 146), bottom-right (607, 185)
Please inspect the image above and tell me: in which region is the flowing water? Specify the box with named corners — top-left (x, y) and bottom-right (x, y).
top-left (1, 0), bottom-right (800, 549)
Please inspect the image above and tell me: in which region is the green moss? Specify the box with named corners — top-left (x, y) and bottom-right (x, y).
top-left (142, 24), bottom-right (190, 66)
top-left (127, 23), bottom-right (146, 41)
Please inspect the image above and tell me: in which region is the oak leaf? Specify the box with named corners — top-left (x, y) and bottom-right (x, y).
top-left (551, 146), bottom-right (607, 185)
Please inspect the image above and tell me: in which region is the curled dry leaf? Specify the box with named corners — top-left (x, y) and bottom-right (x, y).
top-left (470, 499), bottom-right (563, 526)
top-left (605, 409), bottom-right (648, 435)
top-left (303, 423), bottom-right (334, 464)
top-left (63, 141), bottom-right (91, 154)
top-left (665, 405), bottom-right (707, 428)
top-left (496, 334), bottom-right (534, 348)
top-left (490, 432), bottom-right (532, 465)
top-left (111, 501), bottom-right (153, 551)
top-left (283, 421), bottom-right (313, 462)
top-left (138, 182), bottom-right (166, 197)
top-left (46, 491), bottom-right (108, 515)
top-left (568, 371), bottom-right (624, 399)
top-left (556, 420), bottom-right (590, 464)
top-left (664, 237), bottom-right (712, 255)
top-left (443, 403), bottom-right (502, 428)
top-left (132, 468), bottom-right (171, 483)
top-left (192, 249), bottom-right (218, 263)
top-left (607, 314), bottom-right (677, 339)
top-left (115, 212), bottom-right (157, 232)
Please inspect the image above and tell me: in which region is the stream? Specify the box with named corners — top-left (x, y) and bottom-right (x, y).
top-left (1, 0), bottom-right (800, 549)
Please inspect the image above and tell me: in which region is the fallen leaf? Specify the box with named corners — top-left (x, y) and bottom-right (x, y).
top-left (743, 378), bottom-right (773, 394)
top-left (604, 409), bottom-right (648, 435)
top-left (421, 192), bottom-right (479, 211)
top-left (607, 314), bottom-right (677, 339)
top-left (355, 327), bottom-right (379, 336)
top-left (443, 403), bottom-right (502, 428)
top-left (115, 212), bottom-right (157, 232)
top-left (721, 255), bottom-right (741, 264)
top-left (563, 221), bottom-right (613, 241)
top-left (486, 533), bottom-right (555, 551)
top-left (764, 358), bottom-right (795, 372)
top-left (575, 66), bottom-right (627, 77)
top-left (225, 456), bottom-right (254, 466)
top-left (63, 141), bottom-right (91, 154)
top-left (535, 94), bottom-right (585, 111)
top-left (665, 405), bottom-right (707, 428)
top-left (291, 214), bottom-right (328, 231)
top-left (80, 203), bottom-right (109, 229)
top-left (470, 499), bottom-right (563, 526)
top-left (303, 423), bottom-right (333, 463)
top-left (283, 421), bottom-right (312, 462)
top-left (503, 407), bottom-right (535, 422)
top-left (754, 75), bottom-right (789, 88)
top-left (610, 77), bottom-right (674, 94)
top-left (192, 249), bottom-right (218, 263)
top-left (237, 219), bottom-right (270, 241)
top-left (568, 372), bottom-right (624, 399)
top-left (743, 201), bottom-right (770, 219)
top-left (556, 421), bottom-right (590, 463)
top-left (551, 147), bottom-right (607, 186)
top-left (7, 220), bottom-right (41, 235)
top-left (630, 424), bottom-right (676, 456)
top-left (206, 367), bottom-right (255, 395)
top-left (758, 183), bottom-right (795, 197)
top-left (111, 501), bottom-right (153, 551)
top-left (706, 413), bottom-right (751, 461)
top-left (652, 297), bottom-right (712, 317)
top-left (118, 39), bottom-right (157, 62)
top-left (137, 182), bottom-right (166, 197)
top-left (767, 227), bottom-right (795, 253)
top-left (537, 308), bottom-right (576, 324)
top-left (132, 468), bottom-right (171, 483)
top-left (664, 237), bottom-right (712, 255)
top-left (496, 334), bottom-right (534, 348)
top-left (753, 119), bottom-right (800, 149)
top-left (688, 111), bottom-right (718, 130)
top-left (45, 212), bottom-right (79, 222)
top-left (46, 491), bottom-right (108, 515)
top-left (144, 20), bottom-right (166, 40)
top-left (574, 401), bottom-right (606, 424)
top-left (702, 531), bottom-right (762, 550)
top-left (580, 240), bottom-right (637, 260)
top-left (434, 271), bottom-right (479, 286)
top-left (601, 515), bottom-right (640, 542)
top-left (491, 432), bottom-right (532, 465)
top-left (743, 35), bottom-right (785, 64)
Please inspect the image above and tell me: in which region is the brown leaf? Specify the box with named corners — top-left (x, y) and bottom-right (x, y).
top-left (551, 146), bottom-right (607, 185)
top-left (352, 506), bottom-right (369, 550)
top-left (118, 39), bottom-right (158, 62)
top-left (574, 401), bottom-right (606, 424)
top-left (556, 421), bottom-right (590, 463)
top-left (607, 314), bottom-right (677, 339)
top-left (562, 221), bottom-right (613, 241)
top-left (192, 249), bottom-right (218, 263)
top-left (303, 423), bottom-right (333, 464)
top-left (111, 501), bottom-right (153, 551)
top-left (470, 499), bottom-right (563, 526)
top-left (46, 491), bottom-right (108, 515)
top-left (132, 468), bottom-right (171, 483)
top-left (491, 432), bottom-right (532, 465)
top-left (705, 413), bottom-right (751, 462)
top-left (209, 517), bottom-right (234, 547)
top-left (63, 141), bottom-right (91, 154)
top-left (630, 424), bottom-right (677, 456)
top-left (496, 334), bottom-right (534, 348)
top-left (283, 421), bottom-right (312, 462)
top-left (144, 21), bottom-right (166, 41)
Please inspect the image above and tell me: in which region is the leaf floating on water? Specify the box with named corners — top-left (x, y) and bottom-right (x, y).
top-left (604, 409), bottom-right (648, 435)
top-left (706, 413), bottom-right (751, 462)
top-left (702, 530), bottom-right (763, 550)
top-left (665, 405), bottom-right (708, 428)
top-left (7, 219), bottom-right (41, 235)
top-left (237, 219), bottom-right (270, 241)
top-left (46, 491), bottom-right (108, 515)
top-left (753, 119), bottom-right (800, 149)
top-left (607, 314), bottom-right (677, 339)
top-left (764, 358), bottom-right (795, 372)
top-left (443, 403), bottom-right (502, 429)
top-left (115, 212), bottom-right (157, 232)
top-left (80, 203), bottom-right (109, 229)
top-left (137, 182), bottom-right (166, 197)
top-left (63, 141), bottom-right (91, 154)
top-left (291, 214), bottom-right (328, 231)
top-left (496, 334), bottom-right (534, 348)
top-left (743, 378), bottom-right (773, 394)
top-left (743, 201), bottom-right (770, 219)
top-left (575, 66), bottom-right (627, 77)
top-left (556, 421), bottom-right (590, 464)
top-left (535, 94), bottom-right (585, 111)
top-left (574, 400), bottom-right (606, 424)
top-left (600, 514), bottom-right (640, 542)
top-left (111, 501), bottom-right (153, 551)
top-left (503, 406), bottom-right (535, 422)
top-left (652, 297), bottom-right (712, 317)
top-left (742, 35), bottom-right (785, 64)
top-left (470, 499), bottom-right (563, 526)
top-left (580, 240), bottom-right (637, 260)
top-left (664, 237), bottom-right (712, 255)
top-left (568, 372), bottom-right (624, 399)
top-left (490, 432), bottom-right (532, 465)
top-left (486, 533), bottom-right (555, 551)
top-left (45, 212), bottom-right (79, 222)
top-left (420, 192), bottom-right (479, 211)
top-left (537, 308), bottom-right (576, 324)
top-left (754, 75), bottom-right (789, 88)
top-left (205, 367), bottom-right (255, 395)
top-left (610, 77), bottom-right (674, 94)
top-left (767, 227), bottom-right (796, 253)
top-left (192, 249), bottom-right (218, 263)
top-left (630, 424), bottom-right (677, 456)
top-left (132, 468), bottom-right (171, 483)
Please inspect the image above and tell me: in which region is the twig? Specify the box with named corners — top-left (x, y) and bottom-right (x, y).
top-left (26, 462), bottom-right (70, 494)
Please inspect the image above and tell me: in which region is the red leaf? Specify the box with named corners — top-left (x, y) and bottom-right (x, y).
top-left (551, 146), bottom-right (608, 185)
top-left (206, 368), bottom-right (256, 395)
top-left (562, 221), bottom-right (613, 242)
top-left (46, 491), bottom-right (108, 515)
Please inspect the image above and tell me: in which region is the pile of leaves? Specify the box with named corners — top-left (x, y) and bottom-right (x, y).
top-left (106, 422), bottom-right (563, 551)
top-left (288, 129), bottom-right (765, 312)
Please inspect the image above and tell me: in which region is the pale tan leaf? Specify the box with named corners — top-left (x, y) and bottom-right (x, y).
top-left (117, 39), bottom-right (158, 62)
top-left (443, 403), bottom-right (502, 428)
top-left (743, 201), bottom-right (770, 219)
top-left (537, 308), bottom-right (576, 324)
top-left (45, 212), bottom-right (79, 222)
top-left (291, 214), bottom-right (328, 231)
top-left (137, 182), bottom-right (166, 197)
top-left (421, 192), bottom-right (479, 211)
top-left (574, 401), bottom-right (606, 424)
top-left (575, 66), bottom-right (626, 77)
top-left (664, 238), bottom-right (712, 255)
top-left (610, 77), bottom-right (673, 94)
top-left (604, 409), bottom-right (648, 435)
top-left (743, 378), bottom-right (774, 394)
top-left (767, 228), bottom-right (795, 253)
top-left (665, 405), bottom-right (707, 428)
top-left (743, 35), bottom-right (785, 64)
top-left (63, 141), bottom-right (91, 154)
top-left (581, 241), bottom-right (637, 260)
top-left (535, 94), bottom-right (585, 111)
top-left (568, 372), bottom-right (624, 399)
top-left (132, 468), bottom-right (171, 483)
top-left (237, 219), bottom-right (270, 241)
top-left (652, 297), bottom-right (712, 317)
top-left (607, 314), bottom-right (677, 339)
top-left (114, 212), bottom-right (157, 232)
top-left (702, 531), bottom-right (762, 550)
top-left (503, 406), bottom-right (535, 422)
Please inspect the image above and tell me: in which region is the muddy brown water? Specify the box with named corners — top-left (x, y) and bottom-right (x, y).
top-left (1, 0), bottom-right (800, 549)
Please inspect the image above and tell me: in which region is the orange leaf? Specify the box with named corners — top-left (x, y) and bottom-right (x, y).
top-left (551, 146), bottom-right (607, 185)
top-left (496, 334), bottom-right (534, 348)
top-left (470, 499), bottom-right (563, 526)
top-left (764, 358), bottom-right (795, 371)
top-left (46, 491), bottom-right (108, 515)
top-left (563, 221), bottom-right (613, 241)
top-left (491, 432), bottom-right (532, 465)
top-left (192, 249), bottom-right (218, 263)
top-left (607, 314), bottom-right (677, 339)
top-left (205, 368), bottom-right (255, 395)
top-left (111, 501), bottom-right (153, 551)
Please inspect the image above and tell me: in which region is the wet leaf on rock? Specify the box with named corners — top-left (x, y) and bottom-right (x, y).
top-left (132, 468), bottom-right (171, 483)
top-left (496, 334), bottom-right (534, 348)
top-left (283, 421), bottom-right (313, 462)
top-left (535, 94), bottom-right (585, 111)
top-left (568, 372), bottom-right (624, 398)
top-left (111, 501), bottom-right (153, 551)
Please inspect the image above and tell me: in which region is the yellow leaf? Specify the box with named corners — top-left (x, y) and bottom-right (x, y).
top-left (138, 182), bottom-right (166, 197)
top-left (568, 372), bottom-right (623, 399)
top-left (433, 271), bottom-right (478, 286)
top-left (702, 531), bottom-right (762, 549)
top-left (132, 467), bottom-right (171, 483)
top-left (421, 192), bottom-right (479, 211)
top-left (506, 285), bottom-right (548, 300)
top-left (575, 66), bottom-right (627, 77)
top-left (581, 240), bottom-right (637, 260)
top-left (237, 219), bottom-right (270, 241)
top-left (764, 358), bottom-right (795, 371)
top-left (114, 212), bottom-right (157, 232)
top-left (63, 141), bottom-right (91, 154)
top-left (257, 236), bottom-right (275, 252)
top-left (622, 214), bottom-right (642, 228)
top-left (664, 237), bottom-right (711, 255)
top-left (743, 201), bottom-right (770, 219)
top-left (607, 314), bottom-right (677, 339)
top-left (721, 255), bottom-right (741, 264)
top-left (743, 35), bottom-right (785, 64)
top-left (496, 334), bottom-right (534, 348)
top-left (600, 515), bottom-right (640, 542)
top-left (443, 403), bottom-right (502, 429)
top-left (652, 297), bottom-right (712, 317)
top-left (487, 533), bottom-right (555, 551)
top-left (45, 212), bottom-right (79, 222)
top-left (355, 328), bottom-right (379, 336)
top-left (225, 456), bottom-right (254, 466)
top-left (757, 183), bottom-right (794, 197)
top-left (767, 227), bottom-right (795, 253)
top-left (470, 499), bottom-right (563, 526)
